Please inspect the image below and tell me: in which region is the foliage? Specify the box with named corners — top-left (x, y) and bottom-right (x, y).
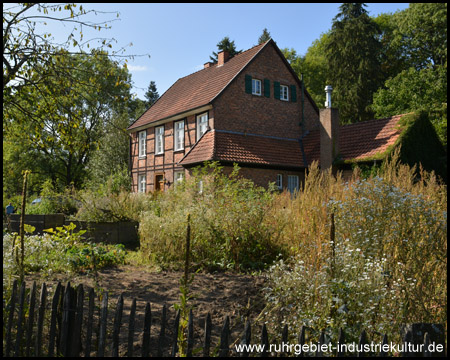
top-left (258, 28), bottom-right (271, 44)
top-left (3, 222), bottom-right (126, 286)
top-left (139, 162), bottom-right (284, 271)
top-left (144, 80), bottom-right (160, 108)
top-left (326, 3), bottom-right (383, 123)
top-left (263, 157), bottom-right (447, 347)
top-left (210, 37), bottom-right (242, 63)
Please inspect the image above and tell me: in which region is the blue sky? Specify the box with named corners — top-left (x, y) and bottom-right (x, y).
top-left (12, 3), bottom-right (411, 100)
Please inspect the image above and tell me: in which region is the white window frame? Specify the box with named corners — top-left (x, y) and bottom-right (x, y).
top-left (287, 175), bottom-right (299, 194)
top-left (155, 126), bottom-right (164, 155)
top-left (138, 130), bottom-right (146, 158)
top-left (138, 174), bottom-right (146, 193)
top-left (276, 174), bottom-right (283, 190)
top-left (196, 112), bottom-right (208, 141)
top-left (280, 85), bottom-right (289, 101)
top-left (174, 120), bottom-right (185, 151)
top-left (252, 78), bottom-right (261, 96)
top-left (174, 171), bottom-right (185, 186)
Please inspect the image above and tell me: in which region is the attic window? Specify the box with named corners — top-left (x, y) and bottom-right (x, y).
top-left (252, 79), bottom-right (261, 96)
top-left (280, 85), bottom-right (289, 101)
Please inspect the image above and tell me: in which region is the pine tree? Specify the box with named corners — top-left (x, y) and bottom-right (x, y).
top-left (326, 3), bottom-right (382, 123)
top-left (210, 37), bottom-right (242, 63)
top-left (144, 81), bottom-right (159, 108)
top-left (258, 28), bottom-right (271, 44)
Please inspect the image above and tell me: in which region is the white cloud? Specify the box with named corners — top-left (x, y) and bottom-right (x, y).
top-left (127, 65), bottom-right (148, 72)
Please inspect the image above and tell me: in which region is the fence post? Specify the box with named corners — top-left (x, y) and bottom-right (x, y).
top-left (127, 298), bottom-right (137, 357)
top-left (298, 325), bottom-right (306, 358)
top-left (281, 323), bottom-right (289, 356)
top-left (171, 309), bottom-right (181, 356)
top-left (25, 281), bottom-right (37, 357)
top-left (239, 320), bottom-right (251, 357)
top-left (72, 284), bottom-right (84, 356)
top-left (35, 282), bottom-right (47, 357)
top-left (316, 330), bottom-right (325, 357)
top-left (84, 287), bottom-right (95, 357)
top-left (203, 312), bottom-right (212, 357)
top-left (142, 302), bottom-right (152, 357)
top-left (260, 323), bottom-right (269, 357)
top-left (5, 279), bottom-right (18, 357)
top-left (97, 291), bottom-right (109, 357)
top-left (112, 294), bottom-right (124, 357)
top-left (157, 304), bottom-right (167, 357)
top-left (13, 281), bottom-right (26, 357)
top-left (358, 329), bottom-right (367, 357)
top-left (380, 334), bottom-right (388, 357)
top-left (337, 328), bottom-right (345, 357)
top-left (187, 309), bottom-right (194, 357)
top-left (59, 282), bottom-right (71, 357)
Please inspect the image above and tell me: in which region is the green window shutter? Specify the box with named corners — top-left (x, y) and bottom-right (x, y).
top-left (274, 81), bottom-right (280, 100)
top-left (290, 85), bottom-right (297, 102)
top-left (245, 74), bottom-right (252, 94)
top-left (263, 79), bottom-right (270, 97)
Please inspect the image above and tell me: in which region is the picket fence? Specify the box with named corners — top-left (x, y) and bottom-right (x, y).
top-left (3, 280), bottom-right (445, 357)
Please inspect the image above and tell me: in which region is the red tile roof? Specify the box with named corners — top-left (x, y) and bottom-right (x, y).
top-left (128, 42), bottom-right (268, 131)
top-left (180, 115), bottom-right (406, 168)
top-left (179, 130), bottom-right (306, 168)
top-left (304, 114), bottom-right (405, 164)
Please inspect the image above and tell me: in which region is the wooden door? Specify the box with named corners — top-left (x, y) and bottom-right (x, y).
top-left (155, 175), bottom-right (164, 192)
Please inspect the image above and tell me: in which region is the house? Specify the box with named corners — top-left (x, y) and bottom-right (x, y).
top-left (127, 39), bottom-right (446, 192)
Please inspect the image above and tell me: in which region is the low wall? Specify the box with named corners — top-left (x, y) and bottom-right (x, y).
top-left (5, 214), bottom-right (139, 247)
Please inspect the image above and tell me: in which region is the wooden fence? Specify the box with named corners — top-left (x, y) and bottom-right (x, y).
top-left (3, 280), bottom-right (446, 357)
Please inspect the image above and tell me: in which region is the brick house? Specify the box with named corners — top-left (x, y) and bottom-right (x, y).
top-left (127, 39), bottom-right (443, 192)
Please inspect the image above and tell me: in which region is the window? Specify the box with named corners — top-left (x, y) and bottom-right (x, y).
top-left (287, 175), bottom-right (299, 194)
top-left (174, 171), bottom-right (185, 186)
top-left (155, 126), bottom-right (164, 154)
top-left (174, 120), bottom-right (185, 151)
top-left (252, 79), bottom-right (261, 95)
top-left (196, 113), bottom-right (208, 141)
top-left (138, 174), bottom-right (146, 193)
top-left (280, 85), bottom-right (289, 101)
top-left (276, 174), bottom-right (283, 190)
top-left (138, 130), bottom-right (146, 157)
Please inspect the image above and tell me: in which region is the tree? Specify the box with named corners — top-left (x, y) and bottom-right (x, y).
top-left (144, 80), bottom-right (159, 108)
top-left (209, 36), bottom-right (242, 63)
top-left (258, 28), bottom-right (271, 44)
top-left (3, 50), bottom-right (133, 189)
top-left (326, 3), bottom-right (383, 123)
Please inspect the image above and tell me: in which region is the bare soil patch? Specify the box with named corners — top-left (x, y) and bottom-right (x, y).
top-left (25, 265), bottom-right (267, 356)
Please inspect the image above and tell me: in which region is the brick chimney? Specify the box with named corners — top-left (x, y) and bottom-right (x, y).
top-left (204, 62), bottom-right (214, 69)
top-left (320, 85), bottom-right (340, 171)
top-left (217, 50), bottom-right (229, 66)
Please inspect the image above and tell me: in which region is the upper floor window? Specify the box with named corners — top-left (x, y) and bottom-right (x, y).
top-left (138, 174), bottom-right (146, 193)
top-left (138, 130), bottom-right (146, 157)
top-left (174, 120), bottom-right (185, 151)
top-left (155, 126), bottom-right (164, 154)
top-left (252, 79), bottom-right (261, 96)
top-left (196, 113), bottom-right (208, 141)
top-left (280, 85), bottom-right (289, 101)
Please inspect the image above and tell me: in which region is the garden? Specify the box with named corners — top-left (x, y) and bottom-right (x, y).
top-left (3, 152), bottom-right (447, 356)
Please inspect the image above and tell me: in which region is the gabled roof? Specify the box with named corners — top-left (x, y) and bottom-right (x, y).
top-left (128, 41), bottom-right (269, 131)
top-left (179, 114), bottom-right (406, 168)
top-left (179, 130), bottom-right (306, 168)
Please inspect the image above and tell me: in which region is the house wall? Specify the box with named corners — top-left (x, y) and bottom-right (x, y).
top-left (213, 43), bottom-right (319, 137)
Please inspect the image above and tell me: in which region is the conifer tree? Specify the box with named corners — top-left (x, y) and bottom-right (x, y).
top-left (210, 37), bottom-right (242, 63)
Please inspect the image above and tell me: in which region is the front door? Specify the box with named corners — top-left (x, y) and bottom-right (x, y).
top-left (155, 174), bottom-right (164, 192)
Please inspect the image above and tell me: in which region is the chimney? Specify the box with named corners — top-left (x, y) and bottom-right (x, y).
top-left (204, 62), bottom-right (214, 69)
top-left (320, 85), bottom-right (340, 171)
top-left (217, 50), bottom-right (229, 66)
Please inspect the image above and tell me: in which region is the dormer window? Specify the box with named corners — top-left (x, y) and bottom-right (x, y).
top-left (252, 79), bottom-right (261, 96)
top-left (280, 85), bottom-right (289, 101)
top-left (196, 112), bottom-right (208, 141)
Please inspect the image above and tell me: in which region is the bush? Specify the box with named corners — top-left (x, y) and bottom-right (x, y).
top-left (139, 162), bottom-right (285, 271)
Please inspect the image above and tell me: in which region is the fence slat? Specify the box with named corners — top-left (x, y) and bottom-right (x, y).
top-left (157, 304), bottom-right (167, 357)
top-left (358, 329), bottom-right (367, 357)
top-left (142, 302), bottom-right (152, 357)
top-left (240, 320), bottom-right (251, 357)
top-left (35, 283), bottom-right (47, 357)
top-left (260, 323), bottom-right (269, 357)
top-left (337, 328), bottom-right (345, 357)
top-left (187, 309), bottom-right (194, 357)
top-left (281, 324), bottom-right (289, 356)
top-left (25, 281), bottom-right (36, 357)
top-left (203, 312), bottom-right (212, 357)
top-left (112, 294), bottom-right (124, 357)
top-left (219, 315), bottom-right (230, 357)
top-left (298, 325), bottom-right (306, 358)
top-left (72, 284), bottom-right (84, 356)
top-left (380, 334), bottom-right (388, 357)
top-left (316, 330), bottom-right (325, 357)
top-left (55, 284), bottom-right (65, 356)
top-left (14, 281), bottom-right (26, 357)
top-left (97, 291), bottom-right (109, 357)
top-left (423, 332), bottom-right (431, 357)
top-left (59, 282), bottom-right (72, 357)
top-left (5, 279), bottom-right (18, 357)
top-left (48, 282), bottom-right (61, 357)
top-left (171, 309), bottom-right (181, 357)
top-left (127, 298), bottom-right (137, 357)
top-left (85, 287), bottom-right (95, 357)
